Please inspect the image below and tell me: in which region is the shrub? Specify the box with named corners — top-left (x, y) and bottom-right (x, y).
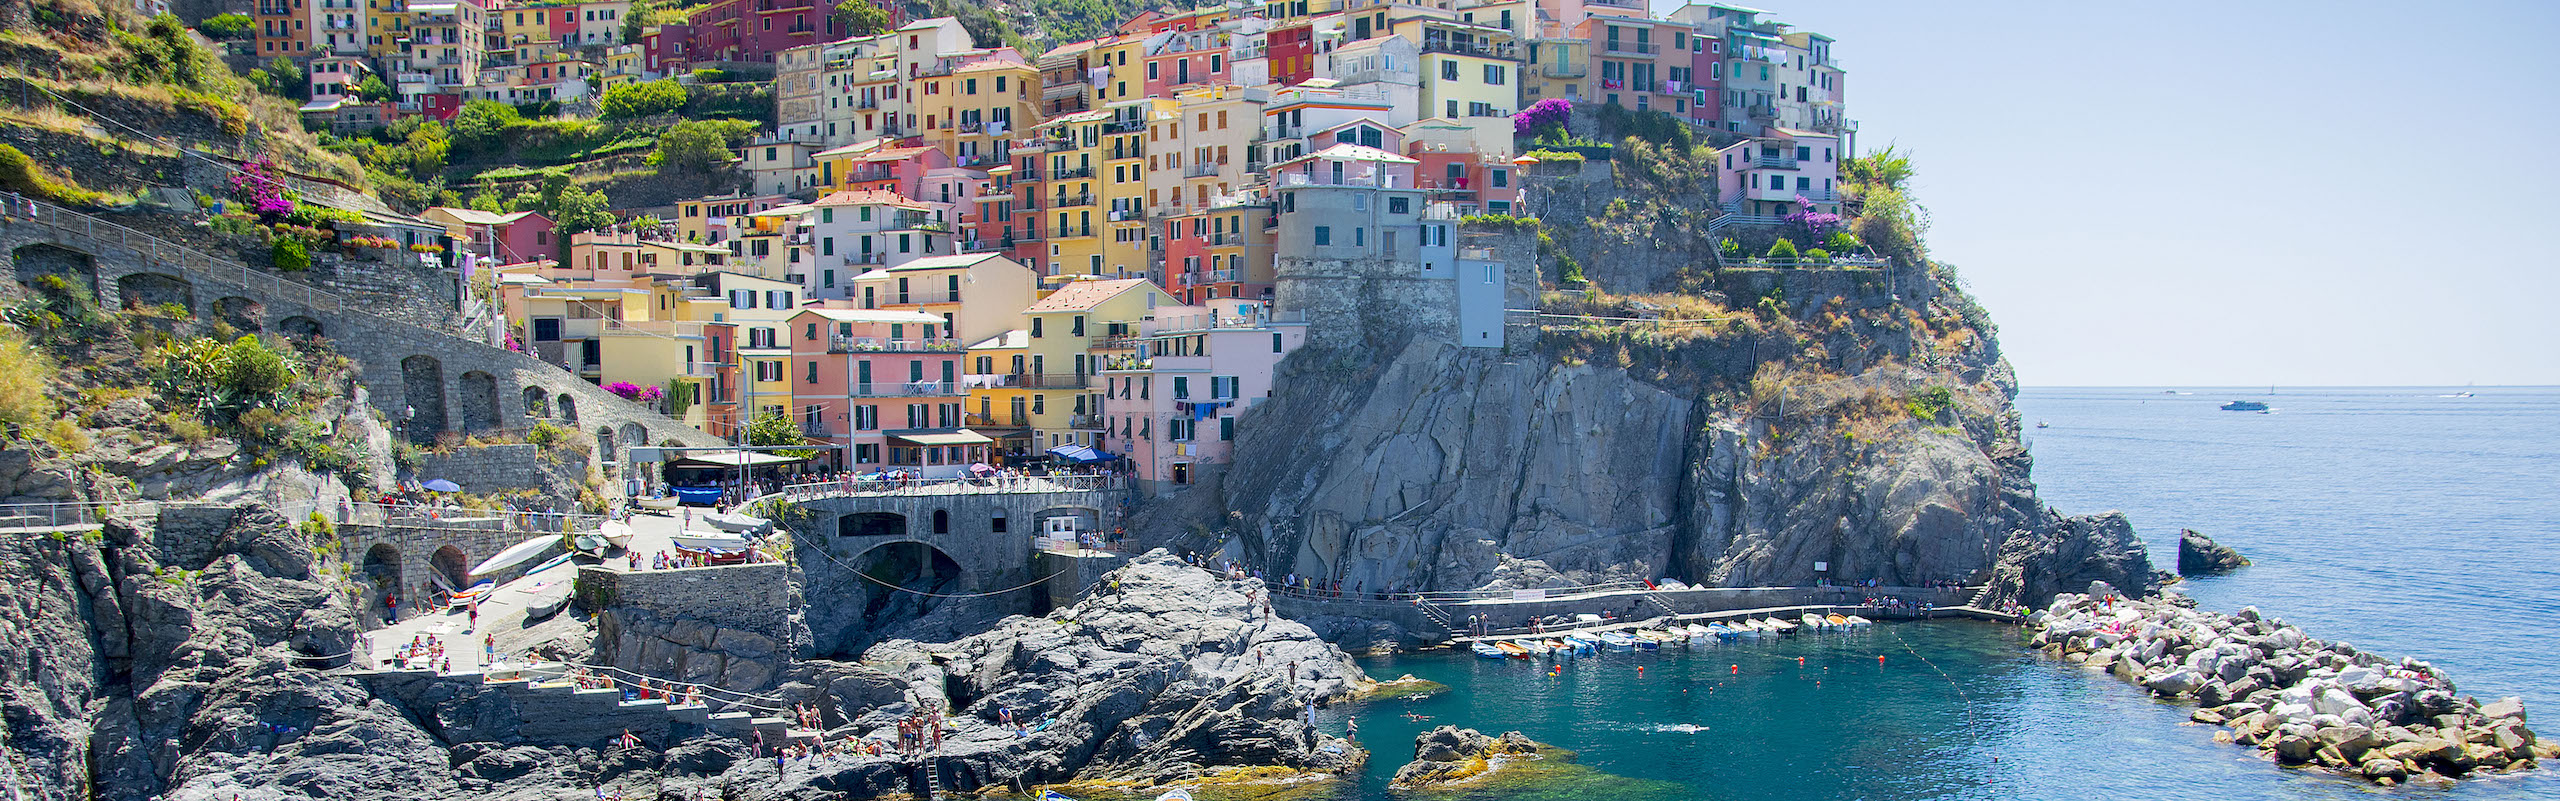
top-left (1765, 238), bottom-right (1799, 259)
top-left (197, 12), bottom-right (254, 39)
top-left (1804, 248), bottom-right (1831, 260)
top-left (44, 418), bottom-right (90, 453)
top-left (272, 237), bottom-right (310, 271)
top-left (1719, 238), bottom-right (1741, 256)
top-left (0, 330), bottom-right (55, 429)
top-left (1824, 231), bottom-right (1861, 253)
top-left (1513, 97), bottom-right (1572, 138)
top-left (1906, 386), bottom-right (1955, 421)
top-left (600, 79), bottom-right (686, 120)
top-left (1520, 148), bottom-right (1586, 166)
top-left (526, 421), bottom-right (569, 449)
top-left (159, 411), bottom-right (212, 444)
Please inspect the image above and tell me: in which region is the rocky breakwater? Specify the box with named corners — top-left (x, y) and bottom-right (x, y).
top-left (727, 552), bottom-right (1369, 799)
top-left (1388, 726), bottom-right (1544, 790)
top-left (2030, 590), bottom-right (2552, 784)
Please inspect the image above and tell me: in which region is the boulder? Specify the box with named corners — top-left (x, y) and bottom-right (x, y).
top-left (1389, 727), bottom-right (1541, 789)
top-left (2479, 697), bottom-right (2526, 723)
top-left (2176, 529), bottom-right (2249, 575)
top-left (2142, 670), bottom-right (2203, 698)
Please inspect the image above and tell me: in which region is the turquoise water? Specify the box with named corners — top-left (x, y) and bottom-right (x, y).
top-left (1329, 387), bottom-right (2560, 799)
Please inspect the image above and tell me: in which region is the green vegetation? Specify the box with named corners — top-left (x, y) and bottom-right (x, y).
top-left (1840, 145), bottom-right (1927, 266)
top-left (600, 79), bottom-right (687, 121)
top-left (747, 410), bottom-right (822, 459)
top-left (1592, 103), bottom-right (1695, 152)
top-left (1459, 213), bottom-right (1540, 230)
top-left (151, 335), bottom-right (301, 421)
top-left (1765, 238), bottom-right (1799, 259)
top-left (1520, 148), bottom-right (1586, 166)
top-left (196, 12), bottom-right (253, 39)
top-left (504, 173), bottom-right (617, 236)
top-left (648, 118), bottom-right (756, 172)
top-left (1904, 386), bottom-right (1954, 421)
top-left (833, 2), bottom-right (893, 37)
top-left (0, 143), bottom-right (129, 208)
top-left (0, 329), bottom-right (58, 432)
top-left (271, 237), bottom-right (311, 272)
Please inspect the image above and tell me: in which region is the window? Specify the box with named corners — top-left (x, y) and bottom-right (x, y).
top-left (1491, 169), bottom-right (1509, 188)
top-left (1313, 226), bottom-right (1330, 246)
top-left (1483, 64), bottom-right (1504, 85)
top-left (1388, 196), bottom-right (1409, 214)
top-left (804, 361), bottom-right (818, 383)
top-left (1030, 317), bottom-right (1043, 337)
top-left (1354, 227), bottom-right (1365, 247)
top-left (1071, 316), bottom-right (1085, 336)
top-left (1440, 60), bottom-right (1457, 80)
top-left (931, 509), bottom-right (949, 533)
top-left (1221, 416), bottom-right (1235, 441)
top-left (1172, 376), bottom-right (1189, 399)
top-left (991, 510), bottom-right (1007, 532)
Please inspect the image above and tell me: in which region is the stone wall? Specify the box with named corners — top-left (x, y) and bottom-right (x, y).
top-left (1273, 583), bottom-right (1976, 640)
top-left (411, 444), bottom-right (558, 493)
top-left (580, 563), bottom-right (798, 691)
top-left (786, 485), bottom-right (1124, 658)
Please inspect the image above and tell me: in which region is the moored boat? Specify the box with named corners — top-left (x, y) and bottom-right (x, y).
top-left (1765, 618), bottom-right (1799, 635)
top-left (1542, 638), bottom-right (1572, 656)
top-left (1496, 641), bottom-right (1535, 658)
top-left (671, 530), bottom-right (752, 551)
top-left (1471, 642), bottom-right (1505, 659)
top-left (1801, 613), bottom-right (1829, 631)
top-left (600, 520), bottom-right (635, 549)
top-left (1706, 623), bottom-right (1740, 640)
top-left (1682, 624), bottom-right (1713, 642)
top-left (1562, 634), bottom-right (1600, 654)
top-left (1598, 632), bottom-right (1639, 651)
top-left (1844, 615), bottom-right (1873, 628)
top-left (1734, 619), bottom-right (1766, 638)
top-left (1826, 613), bottom-right (1851, 628)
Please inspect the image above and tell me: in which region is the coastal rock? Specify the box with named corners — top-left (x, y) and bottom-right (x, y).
top-left (2028, 593), bottom-right (2538, 785)
top-left (2175, 528), bottom-right (2248, 575)
top-left (1389, 726), bottom-right (1542, 790)
top-left (1982, 512), bottom-right (2156, 610)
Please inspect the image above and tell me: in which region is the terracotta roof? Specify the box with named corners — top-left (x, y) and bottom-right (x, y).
top-left (796, 308), bottom-right (945, 324)
top-left (858, 146), bottom-right (934, 162)
top-left (1023, 278), bottom-right (1154, 313)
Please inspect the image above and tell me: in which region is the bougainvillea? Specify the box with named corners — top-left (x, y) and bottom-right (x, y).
top-left (603, 382), bottom-right (665, 402)
top-left (227, 158), bottom-right (295, 219)
top-left (1514, 98), bottom-right (1573, 137)
top-left (1785, 195), bottom-right (1844, 242)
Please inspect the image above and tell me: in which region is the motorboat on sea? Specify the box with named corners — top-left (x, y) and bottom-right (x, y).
top-left (1706, 623), bottom-right (1740, 641)
top-left (1496, 641), bottom-right (1535, 658)
top-left (1643, 629), bottom-right (1686, 647)
top-left (1826, 613), bottom-right (1852, 628)
top-left (1844, 615), bottom-right (1874, 628)
top-left (1542, 638), bottom-right (1574, 656)
top-left (1801, 613), bottom-right (1830, 631)
top-left (1683, 624), bottom-right (1714, 643)
top-left (1764, 617), bottom-right (1799, 635)
top-left (1562, 634), bottom-right (1601, 654)
top-left (1734, 619), bottom-right (1766, 638)
top-left (2220, 400), bottom-right (2269, 412)
top-left (1598, 632), bottom-right (1639, 651)
top-left (1471, 642), bottom-right (1506, 659)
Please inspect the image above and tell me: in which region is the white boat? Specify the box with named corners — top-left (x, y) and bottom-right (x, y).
top-left (524, 553), bottom-right (573, 576)
top-left (1733, 619), bottom-right (1765, 638)
top-left (1597, 632), bottom-right (1639, 651)
top-left (1682, 624), bottom-right (1713, 642)
top-left (1471, 642), bottom-right (1506, 659)
top-left (524, 593), bottom-right (566, 620)
top-left (703, 511), bottom-right (771, 533)
top-left (1562, 634), bottom-right (1600, 653)
top-left (636, 495), bottom-right (679, 511)
top-left (1844, 615), bottom-right (1874, 628)
top-left (600, 520), bottom-right (636, 549)
top-left (1765, 618), bottom-right (1799, 635)
top-left (671, 531), bottom-right (752, 552)
top-left (467, 535), bottom-right (557, 578)
top-left (1801, 613), bottom-right (1829, 631)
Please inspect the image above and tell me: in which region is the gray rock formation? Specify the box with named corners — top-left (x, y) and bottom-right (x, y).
top-left (1389, 726), bottom-right (1541, 789)
top-left (2178, 528), bottom-right (2251, 575)
top-left (1981, 512), bottom-right (2158, 609)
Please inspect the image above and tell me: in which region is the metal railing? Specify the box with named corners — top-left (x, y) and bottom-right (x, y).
top-left (0, 502), bottom-right (102, 530)
top-left (825, 336), bottom-right (965, 353)
top-left (765, 473), bottom-right (1122, 500)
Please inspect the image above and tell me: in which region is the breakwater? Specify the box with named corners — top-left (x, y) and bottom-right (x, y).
top-left (2028, 589), bottom-right (2551, 784)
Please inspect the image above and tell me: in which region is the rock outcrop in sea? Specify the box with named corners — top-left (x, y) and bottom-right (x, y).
top-left (2030, 590), bottom-right (2550, 784)
top-left (1388, 726), bottom-right (1544, 790)
top-left (2177, 528), bottom-right (2250, 575)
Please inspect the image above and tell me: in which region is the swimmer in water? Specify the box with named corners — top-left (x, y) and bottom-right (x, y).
top-left (1403, 713), bottom-right (1431, 722)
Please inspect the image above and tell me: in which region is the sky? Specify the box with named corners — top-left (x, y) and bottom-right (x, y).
top-left (1662, 1), bottom-right (2560, 387)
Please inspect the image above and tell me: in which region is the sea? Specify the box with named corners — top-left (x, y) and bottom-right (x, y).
top-left (1320, 386), bottom-right (2560, 800)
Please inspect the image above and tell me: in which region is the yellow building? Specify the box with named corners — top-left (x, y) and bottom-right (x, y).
top-left (1030, 110), bottom-right (1106, 283)
top-left (493, 4), bottom-right (567, 64)
top-left (1402, 17), bottom-right (1521, 121)
top-left (1097, 97), bottom-right (1166, 280)
top-left (1093, 35), bottom-right (1144, 104)
top-left (961, 328), bottom-right (1033, 460)
top-left (1016, 277), bottom-right (1173, 450)
top-left (936, 57), bottom-right (1039, 170)
top-left (844, 252), bottom-right (1040, 344)
top-left (365, 0), bottom-right (411, 58)
top-left (689, 271), bottom-right (806, 431)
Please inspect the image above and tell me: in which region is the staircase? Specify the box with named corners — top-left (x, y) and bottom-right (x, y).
top-left (1414, 599), bottom-right (1458, 636)
top-left (1641, 591), bottom-right (1680, 619)
top-left (922, 755), bottom-right (947, 799)
top-left (358, 662), bottom-right (820, 749)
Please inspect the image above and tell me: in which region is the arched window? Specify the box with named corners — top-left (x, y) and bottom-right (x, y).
top-left (990, 509), bottom-right (1008, 533)
top-left (931, 509), bottom-right (950, 534)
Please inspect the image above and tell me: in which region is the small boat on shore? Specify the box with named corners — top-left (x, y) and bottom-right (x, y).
top-left (1495, 641), bottom-right (1535, 659)
top-left (600, 521), bottom-right (636, 550)
top-left (671, 531), bottom-right (752, 551)
top-left (1471, 642), bottom-right (1505, 659)
top-left (703, 511), bottom-right (771, 534)
top-left (635, 496), bottom-right (679, 511)
top-left (1706, 623), bottom-right (1740, 641)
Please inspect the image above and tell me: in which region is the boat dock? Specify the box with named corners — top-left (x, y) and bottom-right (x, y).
top-left (1449, 603), bottom-right (2019, 645)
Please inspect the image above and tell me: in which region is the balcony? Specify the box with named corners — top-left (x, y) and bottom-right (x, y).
top-left (1068, 414), bottom-right (1104, 430)
top-left (1021, 373), bottom-right (1091, 389)
top-left (1101, 118), bottom-right (1144, 135)
top-left (827, 381), bottom-right (965, 398)
top-left (965, 411), bottom-right (1028, 428)
top-left (884, 291), bottom-right (964, 305)
top-left (1539, 60), bottom-right (1588, 79)
top-left (1601, 41), bottom-right (1658, 55)
top-left (1207, 232), bottom-right (1243, 246)
top-left (678, 361), bottom-right (723, 377)
top-left (1421, 38), bottom-right (1516, 60)
top-left (1052, 166), bottom-right (1094, 181)
top-left (1052, 225), bottom-right (1095, 239)
top-left (827, 336), bottom-right (967, 354)
top-left (560, 318), bottom-right (707, 339)
top-left (1751, 155), bottom-right (1800, 169)
top-left (1052, 193), bottom-right (1095, 208)
top-left (1276, 172), bottom-right (1402, 188)
top-left (1183, 162), bottom-right (1223, 178)
top-left (801, 421), bottom-right (835, 437)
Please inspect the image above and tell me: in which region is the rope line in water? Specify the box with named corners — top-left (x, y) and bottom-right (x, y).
top-left (796, 534), bottom-right (1073, 599)
top-left (1888, 624), bottom-right (1987, 774)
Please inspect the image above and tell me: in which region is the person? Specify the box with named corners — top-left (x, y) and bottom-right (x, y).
top-left (385, 593), bottom-right (398, 622)
top-left (1345, 718), bottom-right (1359, 740)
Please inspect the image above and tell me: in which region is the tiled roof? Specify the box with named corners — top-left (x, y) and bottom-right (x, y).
top-left (1023, 278), bottom-right (1152, 313)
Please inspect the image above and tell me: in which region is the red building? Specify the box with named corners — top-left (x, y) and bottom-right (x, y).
top-left (1266, 21), bottom-right (1315, 87)
top-left (642, 23), bottom-right (694, 73)
top-left (1684, 28), bottom-right (1724, 127)
top-left (686, 0), bottom-right (845, 64)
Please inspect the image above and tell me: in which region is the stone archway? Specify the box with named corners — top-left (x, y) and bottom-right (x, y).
top-left (429, 544), bottom-right (470, 591)
top-left (213, 297), bottom-right (264, 331)
top-left (850, 540), bottom-right (965, 619)
top-left (401, 355), bottom-right (447, 443)
top-left (457, 371), bottom-right (500, 434)
top-left (116, 272), bottom-right (194, 312)
top-left (12, 243), bottom-right (96, 286)
top-left (362, 543), bottom-right (402, 621)
top-left (523, 387), bottom-right (549, 418)
top-left (837, 512), bottom-right (907, 538)
top-left (278, 316), bottom-right (324, 338)
top-left (594, 427), bottom-right (615, 462)
top-left (557, 393), bottom-right (578, 425)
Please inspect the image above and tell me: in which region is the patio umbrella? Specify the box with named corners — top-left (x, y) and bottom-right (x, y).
top-left (969, 462), bottom-right (996, 475)
top-left (422, 479), bottom-right (462, 492)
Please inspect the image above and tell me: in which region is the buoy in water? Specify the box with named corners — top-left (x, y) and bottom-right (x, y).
top-left (1878, 655), bottom-right (1886, 665)
top-left (1796, 657), bottom-right (1805, 666)
top-left (1730, 664), bottom-right (1738, 675)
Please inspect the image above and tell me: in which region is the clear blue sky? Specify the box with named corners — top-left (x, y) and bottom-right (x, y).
top-left (1671, 1), bottom-right (2560, 386)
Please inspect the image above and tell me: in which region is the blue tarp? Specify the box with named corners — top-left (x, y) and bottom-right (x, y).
top-left (670, 486), bottom-right (726, 505)
top-left (1044, 445), bottom-right (1117, 463)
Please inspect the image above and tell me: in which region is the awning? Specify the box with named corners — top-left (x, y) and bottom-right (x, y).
top-left (672, 450), bottom-right (809, 468)
top-left (1045, 444), bottom-right (1118, 463)
top-left (890, 429), bottom-right (994, 447)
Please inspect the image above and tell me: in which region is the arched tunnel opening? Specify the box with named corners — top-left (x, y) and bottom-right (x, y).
top-left (841, 542), bottom-right (963, 654)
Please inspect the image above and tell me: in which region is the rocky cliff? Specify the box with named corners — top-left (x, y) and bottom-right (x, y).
top-left (1185, 254), bottom-right (2130, 608)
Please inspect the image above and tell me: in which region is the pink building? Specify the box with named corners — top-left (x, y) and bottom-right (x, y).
top-left (787, 306), bottom-right (989, 475)
top-left (424, 208), bottom-right (559, 265)
top-left (1711, 127), bottom-right (1844, 218)
top-left (1100, 298), bottom-right (1306, 495)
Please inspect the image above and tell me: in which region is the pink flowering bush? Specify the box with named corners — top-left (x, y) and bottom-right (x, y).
top-left (227, 158), bottom-right (295, 219)
top-left (1785, 195), bottom-right (1844, 242)
top-left (604, 382), bottom-right (666, 402)
top-left (1514, 98), bottom-right (1573, 138)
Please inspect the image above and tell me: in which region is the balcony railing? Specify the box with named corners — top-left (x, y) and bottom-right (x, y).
top-left (1068, 414), bottom-right (1104, 429)
top-left (1052, 193), bottom-right (1095, 208)
top-left (825, 381), bottom-right (966, 397)
top-left (827, 336), bottom-right (966, 353)
top-left (1183, 162), bottom-right (1222, 178)
top-left (1752, 155), bottom-right (1800, 169)
top-left (964, 411), bottom-right (1027, 428)
top-left (1276, 172), bottom-right (1403, 188)
top-left (1053, 225), bottom-right (1094, 238)
top-left (1602, 40), bottom-right (1658, 55)
top-left (1421, 38), bottom-right (1517, 59)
